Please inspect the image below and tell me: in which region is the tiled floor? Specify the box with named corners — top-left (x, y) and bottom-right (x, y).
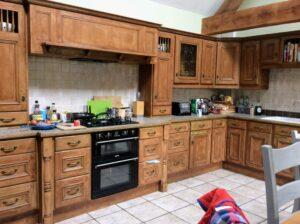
top-left (57, 169), bottom-right (293, 224)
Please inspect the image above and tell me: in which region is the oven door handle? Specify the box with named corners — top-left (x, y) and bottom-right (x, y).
top-left (95, 157), bottom-right (138, 169)
top-left (95, 137), bottom-right (139, 145)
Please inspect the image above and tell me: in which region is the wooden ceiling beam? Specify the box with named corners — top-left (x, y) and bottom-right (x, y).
top-left (215, 0), bottom-right (243, 15)
top-left (202, 0), bottom-right (300, 35)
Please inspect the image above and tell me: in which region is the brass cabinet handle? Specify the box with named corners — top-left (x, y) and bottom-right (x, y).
top-left (147, 131), bottom-right (156, 137)
top-left (0, 146), bottom-right (17, 153)
top-left (176, 73), bottom-right (179, 77)
top-left (66, 187), bottom-right (80, 196)
top-left (173, 141), bottom-right (181, 147)
top-left (146, 169), bottom-right (155, 176)
top-left (1, 169), bottom-right (18, 176)
top-left (21, 96), bottom-right (26, 102)
top-left (175, 127), bottom-right (182, 131)
top-left (159, 109), bottom-right (166, 113)
top-left (154, 95), bottom-right (158, 99)
top-left (146, 147), bottom-right (156, 154)
top-left (67, 161), bottom-right (80, 168)
top-left (0, 118), bottom-right (15, 123)
top-left (67, 140), bottom-right (81, 147)
top-left (202, 74), bottom-right (205, 78)
top-left (198, 124), bottom-right (205, 128)
top-left (3, 198), bottom-right (18, 206)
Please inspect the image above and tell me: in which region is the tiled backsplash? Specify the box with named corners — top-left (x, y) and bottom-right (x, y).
top-left (232, 69), bottom-right (300, 113)
top-left (29, 56), bottom-right (139, 113)
top-left (173, 89), bottom-right (216, 102)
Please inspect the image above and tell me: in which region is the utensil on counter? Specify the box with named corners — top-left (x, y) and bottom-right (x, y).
top-left (132, 101), bottom-right (144, 117)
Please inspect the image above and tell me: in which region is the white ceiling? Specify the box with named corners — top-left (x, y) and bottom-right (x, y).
top-left (149, 0), bottom-right (225, 16)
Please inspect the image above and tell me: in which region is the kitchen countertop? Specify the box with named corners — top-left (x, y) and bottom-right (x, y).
top-left (1, 113), bottom-right (300, 140)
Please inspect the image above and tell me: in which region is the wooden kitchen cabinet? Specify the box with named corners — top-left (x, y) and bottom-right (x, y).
top-left (174, 35), bottom-right (202, 84)
top-left (227, 127), bottom-right (246, 165)
top-left (240, 41), bottom-right (269, 89)
top-left (190, 130), bottom-right (211, 168)
top-left (0, 2), bottom-right (27, 120)
top-left (211, 120), bottom-right (226, 163)
top-left (201, 40), bottom-right (217, 85)
top-left (216, 42), bottom-right (240, 86)
top-left (246, 131), bottom-right (272, 170)
top-left (167, 151), bottom-right (189, 175)
top-left (261, 38), bottom-right (281, 64)
top-left (152, 32), bottom-right (174, 110)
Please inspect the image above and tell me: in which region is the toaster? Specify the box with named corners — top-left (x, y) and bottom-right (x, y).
top-left (172, 102), bottom-right (191, 116)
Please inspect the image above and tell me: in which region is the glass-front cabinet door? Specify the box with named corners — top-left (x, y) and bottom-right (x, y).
top-left (174, 35), bottom-right (202, 84)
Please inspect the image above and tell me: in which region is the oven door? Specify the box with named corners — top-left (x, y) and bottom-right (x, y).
top-left (92, 158), bottom-right (138, 199)
top-left (94, 137), bottom-right (139, 164)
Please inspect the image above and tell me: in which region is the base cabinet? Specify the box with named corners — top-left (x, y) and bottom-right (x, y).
top-left (190, 130), bottom-right (211, 168)
top-left (227, 128), bottom-right (246, 165)
top-left (211, 127), bottom-right (226, 163)
top-left (167, 151), bottom-right (189, 175)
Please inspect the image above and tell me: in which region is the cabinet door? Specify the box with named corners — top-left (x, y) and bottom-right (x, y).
top-left (216, 42), bottom-right (240, 85)
top-left (211, 127), bottom-right (226, 163)
top-left (246, 131), bottom-right (272, 170)
top-left (174, 35), bottom-right (202, 84)
top-left (261, 39), bottom-right (281, 64)
top-left (273, 135), bottom-right (293, 178)
top-left (167, 151), bottom-right (189, 175)
top-left (201, 40), bottom-right (217, 85)
top-left (29, 5), bottom-right (58, 54)
top-left (190, 130), bottom-right (211, 168)
top-left (227, 128), bottom-right (246, 165)
top-left (153, 32), bottom-right (174, 106)
top-left (0, 2), bottom-right (27, 112)
top-left (240, 41), bottom-right (260, 86)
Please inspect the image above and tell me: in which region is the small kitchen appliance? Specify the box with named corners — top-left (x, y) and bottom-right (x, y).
top-left (172, 102), bottom-right (191, 116)
top-left (254, 105), bottom-right (263, 116)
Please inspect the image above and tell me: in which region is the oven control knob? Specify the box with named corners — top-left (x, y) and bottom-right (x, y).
top-left (121, 130), bottom-right (129, 137)
top-left (106, 132), bottom-right (113, 139)
top-left (130, 129), bottom-right (136, 136)
top-left (98, 133), bottom-right (104, 140)
top-left (114, 131), bottom-right (120, 138)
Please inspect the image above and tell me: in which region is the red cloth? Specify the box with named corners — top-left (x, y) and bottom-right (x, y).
top-left (197, 188), bottom-right (249, 224)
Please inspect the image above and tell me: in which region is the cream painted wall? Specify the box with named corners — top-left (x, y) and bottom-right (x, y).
top-left (50, 0), bottom-right (203, 33)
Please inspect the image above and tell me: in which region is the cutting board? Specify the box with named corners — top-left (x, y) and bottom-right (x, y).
top-left (57, 123), bottom-right (87, 131)
top-left (88, 100), bottom-right (112, 115)
top-left (93, 96), bottom-right (123, 108)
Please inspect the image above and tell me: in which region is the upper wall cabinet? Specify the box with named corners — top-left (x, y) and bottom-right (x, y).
top-left (240, 41), bottom-right (269, 89)
top-left (200, 40), bottom-right (217, 85)
top-left (216, 42), bottom-right (240, 86)
top-left (261, 38), bottom-right (281, 65)
top-left (0, 2), bottom-right (27, 116)
top-left (29, 5), bottom-right (158, 56)
top-left (174, 35), bottom-right (202, 84)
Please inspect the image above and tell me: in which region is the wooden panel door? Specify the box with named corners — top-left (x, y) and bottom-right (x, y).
top-left (216, 42), bottom-right (240, 85)
top-left (227, 128), bottom-right (246, 165)
top-left (201, 40), bottom-right (217, 85)
top-left (240, 41), bottom-right (260, 86)
top-left (153, 32), bottom-right (174, 106)
top-left (29, 5), bottom-right (58, 54)
top-left (190, 130), bottom-right (211, 168)
top-left (0, 2), bottom-right (27, 112)
top-left (174, 35), bottom-right (202, 84)
top-left (211, 127), bottom-right (226, 163)
top-left (246, 131), bottom-right (272, 170)
top-left (261, 38), bottom-right (281, 64)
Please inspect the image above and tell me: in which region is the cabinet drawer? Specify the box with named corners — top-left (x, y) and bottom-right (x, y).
top-left (191, 120), bottom-right (212, 131)
top-left (167, 151), bottom-right (189, 175)
top-left (55, 175), bottom-right (90, 209)
top-left (248, 122), bottom-right (272, 133)
top-left (168, 132), bottom-right (189, 153)
top-left (55, 134), bottom-right (91, 151)
top-left (55, 148), bottom-right (91, 180)
top-left (213, 119), bottom-right (227, 128)
top-left (0, 112), bottom-right (27, 127)
top-left (228, 119), bottom-right (246, 129)
top-left (0, 138), bottom-right (36, 157)
top-left (140, 126), bottom-right (163, 139)
top-left (274, 125), bottom-right (300, 136)
top-left (0, 153), bottom-right (36, 188)
top-left (170, 122), bottom-right (190, 133)
top-left (139, 160), bottom-right (161, 185)
top-left (139, 138), bottom-right (162, 162)
top-left (0, 182), bottom-right (37, 217)
top-left (152, 106), bottom-right (171, 116)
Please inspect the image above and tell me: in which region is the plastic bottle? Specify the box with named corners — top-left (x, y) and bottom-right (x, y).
top-left (33, 100), bottom-right (40, 115)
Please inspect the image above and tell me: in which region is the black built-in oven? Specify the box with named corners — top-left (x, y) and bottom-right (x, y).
top-left (92, 129), bottom-right (139, 199)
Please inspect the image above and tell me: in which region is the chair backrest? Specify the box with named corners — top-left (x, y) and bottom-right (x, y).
top-left (262, 140), bottom-right (300, 224)
top-left (292, 130), bottom-right (300, 143)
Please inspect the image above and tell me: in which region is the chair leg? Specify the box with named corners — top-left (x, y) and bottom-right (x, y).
top-left (293, 199), bottom-right (300, 212)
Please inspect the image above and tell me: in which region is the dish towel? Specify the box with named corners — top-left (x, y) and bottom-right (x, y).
top-left (197, 188), bottom-right (249, 224)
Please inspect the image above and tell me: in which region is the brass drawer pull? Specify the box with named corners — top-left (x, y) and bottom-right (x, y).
top-left (67, 161), bottom-right (80, 168)
top-left (0, 146), bottom-right (17, 153)
top-left (67, 187), bottom-right (80, 195)
top-left (146, 147), bottom-right (156, 154)
top-left (3, 198), bottom-right (18, 206)
top-left (198, 124), bottom-right (205, 128)
top-left (1, 169), bottom-right (18, 176)
top-left (67, 140), bottom-right (81, 147)
top-left (173, 160), bottom-right (181, 166)
top-left (159, 109), bottom-right (166, 113)
top-left (173, 141), bottom-right (181, 147)
top-left (175, 127), bottom-right (182, 131)
top-left (0, 118), bottom-right (15, 123)
top-left (146, 169), bottom-right (155, 176)
top-left (147, 131), bottom-right (156, 136)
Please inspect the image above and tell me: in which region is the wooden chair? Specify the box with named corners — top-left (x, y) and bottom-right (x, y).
top-left (262, 130), bottom-right (300, 224)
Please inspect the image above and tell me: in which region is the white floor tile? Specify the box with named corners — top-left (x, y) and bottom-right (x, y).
top-left (194, 173), bottom-right (219, 182)
top-left (126, 202), bottom-right (168, 222)
top-left (227, 191), bottom-right (253, 206)
top-left (210, 169), bottom-right (235, 177)
top-left (247, 179), bottom-right (266, 193)
top-left (173, 188), bottom-right (201, 204)
top-left (145, 213), bottom-right (188, 224)
top-left (117, 197), bottom-right (147, 209)
top-left (142, 191), bottom-right (170, 201)
top-left (192, 183), bottom-right (217, 195)
top-left (210, 178), bottom-right (242, 190)
top-left (89, 205), bottom-right (121, 219)
top-left (167, 182), bottom-right (188, 194)
top-left (96, 210), bottom-right (141, 224)
top-left (172, 204), bottom-right (205, 224)
top-left (177, 177), bottom-right (205, 187)
top-left (231, 185), bottom-right (265, 199)
top-left (241, 200), bottom-right (268, 218)
top-left (225, 173), bottom-right (255, 185)
top-left (244, 211), bottom-right (265, 224)
top-left (151, 195), bottom-right (189, 212)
